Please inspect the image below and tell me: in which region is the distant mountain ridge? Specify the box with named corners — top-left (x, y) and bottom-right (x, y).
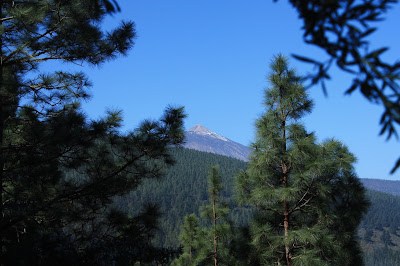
top-left (183, 125), bottom-right (251, 161)
top-left (183, 125), bottom-right (400, 197)
top-left (361, 178), bottom-right (400, 196)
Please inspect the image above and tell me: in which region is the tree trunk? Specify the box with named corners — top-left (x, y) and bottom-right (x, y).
top-left (280, 84), bottom-right (291, 265)
top-left (213, 189), bottom-right (218, 266)
top-left (283, 201), bottom-right (291, 265)
top-left (0, 1), bottom-right (4, 260)
top-left (283, 159), bottom-right (291, 265)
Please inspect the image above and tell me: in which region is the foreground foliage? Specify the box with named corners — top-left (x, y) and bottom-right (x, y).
top-left (285, 0), bottom-right (400, 173)
top-left (0, 1), bottom-right (186, 264)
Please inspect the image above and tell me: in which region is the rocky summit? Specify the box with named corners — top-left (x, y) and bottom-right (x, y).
top-left (183, 124), bottom-right (251, 161)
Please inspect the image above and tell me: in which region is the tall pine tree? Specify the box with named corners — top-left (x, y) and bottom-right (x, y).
top-left (0, 1), bottom-right (186, 264)
top-left (236, 54), bottom-right (369, 265)
top-left (172, 214), bottom-right (208, 266)
top-left (199, 165), bottom-right (231, 266)
top-left (173, 165), bottom-right (232, 266)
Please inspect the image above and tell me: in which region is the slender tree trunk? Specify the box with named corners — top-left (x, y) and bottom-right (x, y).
top-left (189, 246), bottom-right (192, 265)
top-left (282, 139), bottom-right (291, 266)
top-left (212, 189), bottom-right (218, 266)
top-left (0, 1), bottom-right (4, 261)
top-left (280, 83), bottom-right (291, 266)
top-left (283, 198), bottom-right (290, 265)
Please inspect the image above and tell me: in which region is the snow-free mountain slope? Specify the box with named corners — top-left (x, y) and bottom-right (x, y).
top-left (183, 125), bottom-right (251, 161)
top-left (361, 178), bottom-right (400, 196)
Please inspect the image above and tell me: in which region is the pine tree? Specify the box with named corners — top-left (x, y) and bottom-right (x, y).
top-left (199, 165), bottom-right (231, 266)
top-left (173, 165), bottom-right (232, 266)
top-left (0, 1), bottom-right (186, 264)
top-left (172, 214), bottom-right (207, 266)
top-left (236, 54), bottom-right (369, 265)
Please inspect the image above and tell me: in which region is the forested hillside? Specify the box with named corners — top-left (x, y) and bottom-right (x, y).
top-left (359, 190), bottom-right (400, 265)
top-left (115, 148), bottom-right (250, 248)
top-left (116, 147), bottom-right (400, 265)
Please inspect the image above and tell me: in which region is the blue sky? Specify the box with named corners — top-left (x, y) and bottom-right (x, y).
top-left (79, 0), bottom-right (400, 180)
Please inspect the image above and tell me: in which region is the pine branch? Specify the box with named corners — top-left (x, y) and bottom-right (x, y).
top-left (289, 178), bottom-right (315, 214)
top-left (3, 13), bottom-right (67, 63)
top-left (0, 16), bottom-right (13, 22)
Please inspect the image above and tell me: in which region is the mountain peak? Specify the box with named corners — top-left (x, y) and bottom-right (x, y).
top-left (188, 124), bottom-right (213, 134)
top-left (187, 124), bottom-right (228, 141)
top-left (184, 124), bottom-right (251, 161)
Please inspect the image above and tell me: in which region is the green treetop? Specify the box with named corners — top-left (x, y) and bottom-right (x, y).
top-left (236, 54), bottom-right (369, 265)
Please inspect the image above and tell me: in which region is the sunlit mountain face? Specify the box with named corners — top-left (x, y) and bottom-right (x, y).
top-left (183, 124), bottom-right (251, 162)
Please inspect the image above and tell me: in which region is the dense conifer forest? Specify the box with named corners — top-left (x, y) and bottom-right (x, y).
top-left (114, 148), bottom-right (250, 248)
top-left (359, 190), bottom-right (400, 265)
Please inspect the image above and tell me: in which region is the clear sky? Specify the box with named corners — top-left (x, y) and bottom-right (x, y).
top-left (78, 0), bottom-right (400, 180)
